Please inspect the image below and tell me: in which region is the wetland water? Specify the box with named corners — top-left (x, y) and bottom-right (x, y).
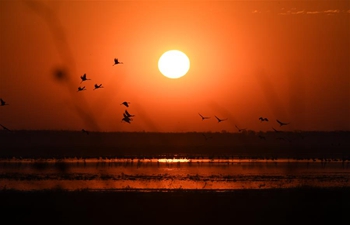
top-left (1, 158), bottom-right (349, 191)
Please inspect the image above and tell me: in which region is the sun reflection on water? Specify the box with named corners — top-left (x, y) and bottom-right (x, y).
top-left (158, 158), bottom-right (190, 163)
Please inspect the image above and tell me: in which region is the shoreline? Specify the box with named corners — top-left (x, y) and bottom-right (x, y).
top-left (1, 130), bottom-right (349, 159)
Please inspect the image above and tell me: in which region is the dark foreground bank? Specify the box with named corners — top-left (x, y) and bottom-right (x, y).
top-left (1, 130), bottom-right (349, 159)
top-left (1, 188), bottom-right (347, 225)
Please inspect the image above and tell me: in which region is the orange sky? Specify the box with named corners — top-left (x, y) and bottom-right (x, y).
top-left (0, 0), bottom-right (349, 132)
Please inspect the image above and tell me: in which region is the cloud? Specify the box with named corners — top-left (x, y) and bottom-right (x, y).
top-left (324, 10), bottom-right (340, 13)
top-left (291, 10), bottom-right (305, 15)
top-left (306, 11), bottom-right (321, 14)
top-left (278, 8), bottom-right (345, 16)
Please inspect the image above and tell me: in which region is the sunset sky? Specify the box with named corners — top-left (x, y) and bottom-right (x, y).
top-left (0, 0), bottom-right (349, 133)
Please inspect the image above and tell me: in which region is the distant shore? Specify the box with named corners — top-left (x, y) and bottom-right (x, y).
top-left (1, 130), bottom-right (349, 159)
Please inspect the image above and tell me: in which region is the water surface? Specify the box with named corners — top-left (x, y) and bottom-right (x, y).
top-left (1, 158), bottom-right (349, 191)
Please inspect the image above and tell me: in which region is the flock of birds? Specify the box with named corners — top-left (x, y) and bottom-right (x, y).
top-left (1, 58), bottom-right (129, 133)
top-left (197, 112), bottom-right (292, 141)
top-left (77, 58), bottom-right (123, 92)
top-left (198, 113), bottom-right (289, 128)
top-left (1, 57), bottom-right (292, 139)
top-left (77, 58), bottom-right (135, 134)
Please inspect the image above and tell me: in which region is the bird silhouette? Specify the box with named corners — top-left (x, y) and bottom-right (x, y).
top-left (121, 101), bottom-right (130, 107)
top-left (276, 119), bottom-right (290, 126)
top-left (80, 73), bottom-right (91, 83)
top-left (93, 84), bottom-right (104, 90)
top-left (215, 116), bottom-right (228, 123)
top-left (122, 114), bottom-right (132, 124)
top-left (125, 110), bottom-right (135, 117)
top-left (113, 58), bottom-right (123, 66)
top-left (122, 117), bottom-right (131, 123)
top-left (0, 124), bottom-right (11, 132)
top-left (198, 113), bottom-right (210, 121)
top-left (77, 86), bottom-right (86, 92)
top-left (235, 125), bottom-right (247, 132)
top-left (0, 98), bottom-right (9, 106)
top-left (259, 117), bottom-right (268, 122)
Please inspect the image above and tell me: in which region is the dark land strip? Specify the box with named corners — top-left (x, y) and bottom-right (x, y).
top-left (1, 188), bottom-right (348, 225)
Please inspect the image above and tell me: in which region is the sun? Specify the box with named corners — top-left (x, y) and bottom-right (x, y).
top-left (158, 50), bottom-right (190, 79)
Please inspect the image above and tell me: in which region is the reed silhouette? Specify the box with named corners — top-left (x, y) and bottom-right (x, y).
top-left (23, 1), bottom-right (101, 131)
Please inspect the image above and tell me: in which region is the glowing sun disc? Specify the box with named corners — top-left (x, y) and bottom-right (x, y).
top-left (158, 50), bottom-right (190, 79)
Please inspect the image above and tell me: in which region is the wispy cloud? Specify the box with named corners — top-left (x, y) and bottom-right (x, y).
top-left (324, 10), bottom-right (340, 13)
top-left (277, 8), bottom-right (346, 16)
top-left (278, 10), bottom-right (305, 15)
top-left (306, 11), bottom-right (320, 15)
top-left (292, 10), bottom-right (305, 15)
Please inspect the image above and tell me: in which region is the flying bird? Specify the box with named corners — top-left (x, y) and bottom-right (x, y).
top-left (0, 98), bottom-right (9, 106)
top-left (276, 119), bottom-right (290, 126)
top-left (259, 117), bottom-right (268, 122)
top-left (77, 86), bottom-right (86, 92)
top-left (215, 116), bottom-right (228, 123)
top-left (122, 117), bottom-right (131, 124)
top-left (235, 125), bottom-right (247, 132)
top-left (93, 84), bottom-right (104, 90)
top-left (198, 113), bottom-right (210, 121)
top-left (113, 58), bottom-right (123, 66)
top-left (122, 114), bottom-right (132, 124)
top-left (121, 101), bottom-right (130, 107)
top-left (80, 73), bottom-right (91, 83)
top-left (122, 111), bottom-right (133, 124)
top-left (125, 110), bottom-right (135, 117)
